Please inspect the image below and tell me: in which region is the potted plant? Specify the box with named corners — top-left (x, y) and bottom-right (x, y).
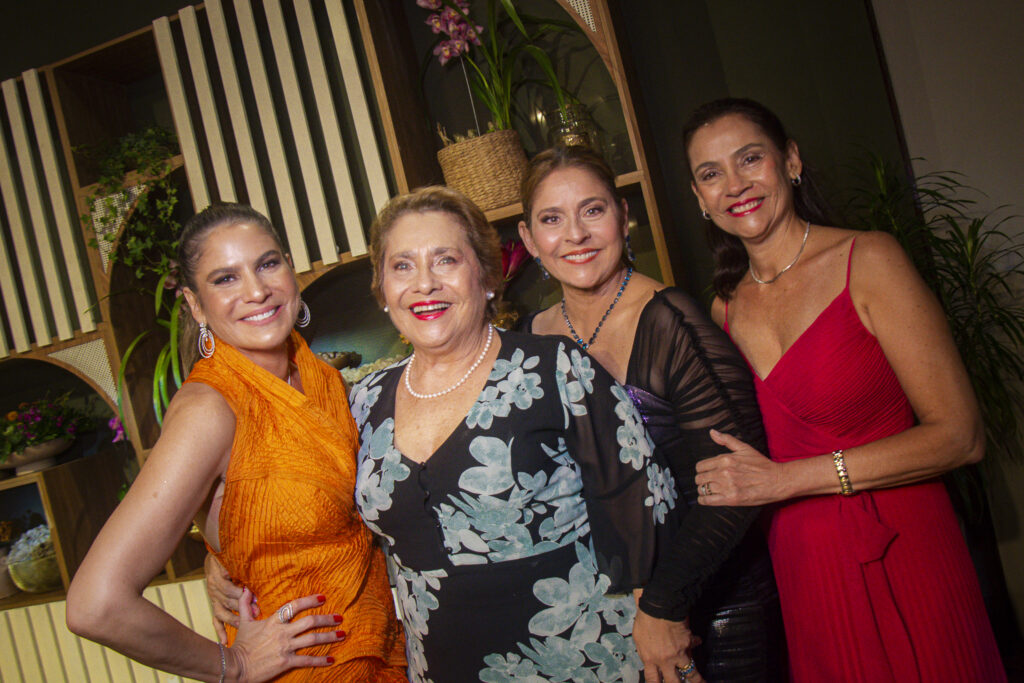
top-left (845, 157), bottom-right (1024, 477)
top-left (0, 394), bottom-right (94, 475)
top-left (80, 127), bottom-right (188, 433)
top-left (417, 0), bottom-right (574, 209)
top-left (845, 156), bottom-right (1024, 648)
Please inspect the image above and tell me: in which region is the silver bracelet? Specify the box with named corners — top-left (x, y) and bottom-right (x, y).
top-left (217, 641), bottom-right (227, 683)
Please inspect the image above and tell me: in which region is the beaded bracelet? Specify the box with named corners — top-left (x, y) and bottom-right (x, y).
top-left (218, 641), bottom-right (227, 683)
top-left (832, 449), bottom-right (854, 496)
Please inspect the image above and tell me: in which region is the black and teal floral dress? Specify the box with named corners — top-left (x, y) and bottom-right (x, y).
top-left (350, 329), bottom-right (677, 683)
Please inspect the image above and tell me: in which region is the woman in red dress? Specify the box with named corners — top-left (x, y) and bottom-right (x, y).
top-left (682, 97), bottom-right (1005, 681)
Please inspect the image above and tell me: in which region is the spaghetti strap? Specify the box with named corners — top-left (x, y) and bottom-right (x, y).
top-left (846, 237), bottom-right (857, 288)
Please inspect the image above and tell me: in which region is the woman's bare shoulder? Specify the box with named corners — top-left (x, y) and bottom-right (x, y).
top-left (160, 382), bottom-right (236, 440)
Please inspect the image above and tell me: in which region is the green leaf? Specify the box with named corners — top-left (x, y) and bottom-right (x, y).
top-left (116, 330), bottom-right (152, 435)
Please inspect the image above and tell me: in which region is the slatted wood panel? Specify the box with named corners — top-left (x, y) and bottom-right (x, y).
top-left (22, 69), bottom-right (96, 336)
top-left (0, 578), bottom-right (216, 683)
top-left (206, 0), bottom-right (270, 218)
top-left (151, 0), bottom-right (388, 272)
top-left (0, 71), bottom-right (96, 357)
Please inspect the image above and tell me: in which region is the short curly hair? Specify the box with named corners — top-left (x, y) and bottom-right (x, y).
top-left (368, 186), bottom-right (503, 319)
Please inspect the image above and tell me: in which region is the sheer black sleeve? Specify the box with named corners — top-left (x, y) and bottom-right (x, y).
top-left (631, 288), bottom-right (767, 621)
top-left (555, 339), bottom-right (679, 594)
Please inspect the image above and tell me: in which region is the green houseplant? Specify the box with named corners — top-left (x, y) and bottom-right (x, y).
top-left (845, 156), bottom-right (1024, 474)
top-left (844, 155), bottom-right (1024, 650)
top-left (418, 0), bottom-right (579, 210)
top-left (81, 127), bottom-right (187, 431)
top-left (418, 0), bottom-right (571, 136)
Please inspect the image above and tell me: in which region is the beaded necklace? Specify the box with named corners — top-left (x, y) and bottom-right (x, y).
top-left (404, 324), bottom-right (495, 399)
top-left (561, 267), bottom-right (632, 350)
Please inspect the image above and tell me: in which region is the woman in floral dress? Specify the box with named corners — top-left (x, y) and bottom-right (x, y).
top-left (350, 186), bottom-right (677, 682)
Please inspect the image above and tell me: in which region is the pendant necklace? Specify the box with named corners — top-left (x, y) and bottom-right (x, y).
top-left (561, 266), bottom-right (633, 350)
top-left (749, 220), bottom-right (810, 285)
top-left (405, 324), bottom-right (495, 399)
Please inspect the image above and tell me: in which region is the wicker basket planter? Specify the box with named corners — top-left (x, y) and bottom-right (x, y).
top-left (436, 129), bottom-right (528, 211)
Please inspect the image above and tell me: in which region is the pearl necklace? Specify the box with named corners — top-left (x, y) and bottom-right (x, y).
top-left (404, 324), bottom-right (495, 399)
top-left (749, 221), bottom-right (810, 285)
top-left (561, 266), bottom-right (632, 350)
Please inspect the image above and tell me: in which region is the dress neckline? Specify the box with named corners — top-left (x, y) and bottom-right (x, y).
top-left (726, 237), bottom-right (858, 382)
top-left (392, 328), bottom-right (506, 468)
top-left (747, 286), bottom-right (849, 382)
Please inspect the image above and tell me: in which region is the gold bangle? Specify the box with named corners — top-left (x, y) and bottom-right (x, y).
top-left (832, 449), bottom-right (854, 496)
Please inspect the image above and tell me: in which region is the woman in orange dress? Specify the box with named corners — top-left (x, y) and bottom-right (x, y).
top-left (68, 204), bottom-right (406, 682)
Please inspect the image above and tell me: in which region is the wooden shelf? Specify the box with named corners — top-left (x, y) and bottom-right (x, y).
top-left (0, 587), bottom-right (65, 611)
top-left (0, 450), bottom-right (125, 610)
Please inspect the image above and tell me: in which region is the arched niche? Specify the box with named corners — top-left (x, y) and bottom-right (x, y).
top-left (0, 357), bottom-right (122, 471)
top-left (297, 261), bottom-right (406, 374)
top-left (102, 165), bottom-right (192, 450)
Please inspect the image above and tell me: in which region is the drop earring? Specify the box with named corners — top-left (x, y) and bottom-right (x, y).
top-left (535, 256), bottom-right (550, 280)
top-left (198, 322), bottom-right (215, 358)
top-left (295, 299), bottom-right (311, 328)
top-left (625, 233), bottom-right (636, 263)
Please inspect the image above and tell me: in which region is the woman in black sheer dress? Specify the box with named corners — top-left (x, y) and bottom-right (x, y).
top-left (518, 146), bottom-right (783, 682)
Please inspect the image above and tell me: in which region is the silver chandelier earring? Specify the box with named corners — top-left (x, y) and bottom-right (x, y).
top-left (296, 299), bottom-right (311, 328)
top-left (534, 256), bottom-right (550, 280)
top-left (198, 322), bottom-right (215, 358)
top-left (701, 209), bottom-right (711, 220)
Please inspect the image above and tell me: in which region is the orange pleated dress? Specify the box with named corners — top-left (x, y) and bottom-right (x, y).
top-left (185, 331), bottom-right (406, 681)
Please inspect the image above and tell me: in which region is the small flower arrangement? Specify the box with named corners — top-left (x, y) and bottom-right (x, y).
top-left (1, 394), bottom-right (93, 464)
top-left (417, 0), bottom-right (568, 142)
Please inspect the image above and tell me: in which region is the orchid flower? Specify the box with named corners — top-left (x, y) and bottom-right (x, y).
top-left (501, 240), bottom-right (530, 282)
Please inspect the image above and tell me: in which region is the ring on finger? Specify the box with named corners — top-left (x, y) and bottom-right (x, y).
top-left (676, 659), bottom-right (697, 679)
top-left (277, 604), bottom-right (294, 624)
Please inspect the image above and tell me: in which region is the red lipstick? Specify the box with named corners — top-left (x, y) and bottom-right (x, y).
top-left (409, 300), bottom-right (450, 320)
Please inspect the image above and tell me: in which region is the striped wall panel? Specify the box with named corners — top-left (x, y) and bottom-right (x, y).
top-left (0, 72), bottom-right (96, 357)
top-left (151, 0), bottom-right (389, 272)
top-left (0, 578), bottom-right (216, 683)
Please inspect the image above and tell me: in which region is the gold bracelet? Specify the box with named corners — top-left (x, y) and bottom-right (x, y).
top-left (832, 449), bottom-right (854, 496)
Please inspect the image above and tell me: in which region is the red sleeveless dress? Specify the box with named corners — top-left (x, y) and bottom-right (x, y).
top-left (725, 241), bottom-right (1004, 682)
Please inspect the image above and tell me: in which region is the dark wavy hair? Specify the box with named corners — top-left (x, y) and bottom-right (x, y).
top-left (682, 98), bottom-right (835, 299)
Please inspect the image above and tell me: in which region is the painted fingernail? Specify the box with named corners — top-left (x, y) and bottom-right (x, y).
top-left (317, 594), bottom-right (326, 603)
top-left (336, 630), bottom-right (346, 640)
top-left (326, 656), bottom-right (335, 664)
top-left (333, 614), bottom-right (343, 623)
